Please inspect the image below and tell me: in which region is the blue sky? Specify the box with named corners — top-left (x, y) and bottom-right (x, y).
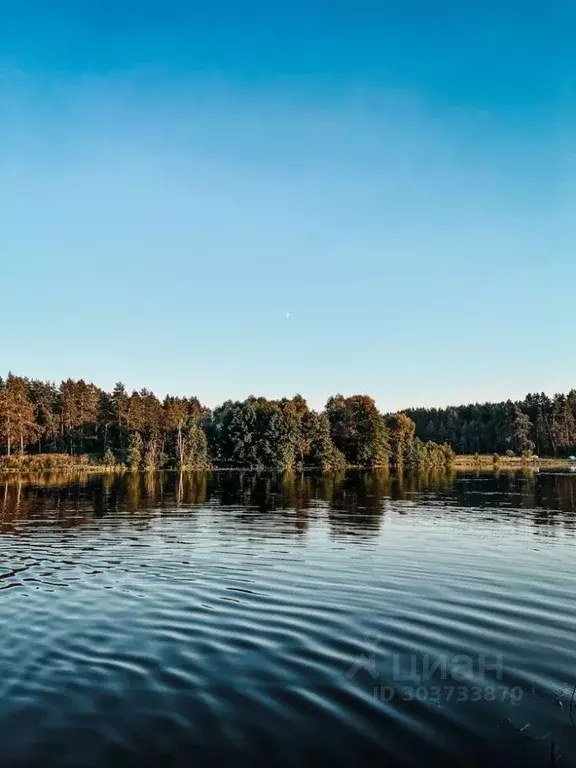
top-left (1, 1), bottom-right (574, 410)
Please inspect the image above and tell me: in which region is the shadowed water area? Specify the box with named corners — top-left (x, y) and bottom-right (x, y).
top-left (0, 470), bottom-right (575, 767)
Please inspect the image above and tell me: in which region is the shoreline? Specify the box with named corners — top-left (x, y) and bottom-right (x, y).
top-left (0, 460), bottom-right (573, 475)
top-left (454, 455), bottom-right (572, 470)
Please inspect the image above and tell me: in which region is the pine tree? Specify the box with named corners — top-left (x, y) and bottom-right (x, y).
top-left (497, 402), bottom-right (535, 456)
top-left (0, 375), bottom-right (38, 455)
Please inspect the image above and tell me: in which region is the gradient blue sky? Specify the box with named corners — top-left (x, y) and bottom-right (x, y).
top-left (1, 1), bottom-right (574, 410)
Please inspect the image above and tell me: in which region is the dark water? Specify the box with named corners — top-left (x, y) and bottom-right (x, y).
top-left (1, 470), bottom-right (575, 768)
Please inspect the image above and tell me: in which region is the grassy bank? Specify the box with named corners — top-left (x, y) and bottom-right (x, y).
top-left (0, 454), bottom-right (121, 473)
top-left (454, 454), bottom-right (571, 470)
top-left (1, 452), bottom-right (571, 475)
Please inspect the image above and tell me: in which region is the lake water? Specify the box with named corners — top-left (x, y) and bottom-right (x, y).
top-left (0, 470), bottom-right (575, 767)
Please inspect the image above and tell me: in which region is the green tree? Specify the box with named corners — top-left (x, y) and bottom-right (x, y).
top-left (164, 396), bottom-right (189, 468)
top-left (185, 422), bottom-right (210, 469)
top-left (326, 395), bottom-right (389, 467)
top-left (387, 412), bottom-right (416, 467)
top-left (111, 382), bottom-right (130, 459)
top-left (27, 379), bottom-right (60, 452)
top-left (497, 402), bottom-right (535, 456)
top-left (551, 394), bottom-right (576, 455)
top-left (127, 432), bottom-right (143, 471)
top-left (303, 411), bottom-right (346, 470)
top-left (0, 375), bottom-right (38, 455)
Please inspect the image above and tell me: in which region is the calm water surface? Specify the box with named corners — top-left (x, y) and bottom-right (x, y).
top-left (1, 470), bottom-right (575, 767)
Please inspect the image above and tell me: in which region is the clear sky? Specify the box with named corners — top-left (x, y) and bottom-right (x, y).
top-left (1, 1), bottom-right (574, 411)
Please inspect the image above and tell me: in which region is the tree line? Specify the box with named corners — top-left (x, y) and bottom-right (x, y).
top-left (406, 391), bottom-right (576, 457)
top-left (0, 374), bottom-right (453, 471)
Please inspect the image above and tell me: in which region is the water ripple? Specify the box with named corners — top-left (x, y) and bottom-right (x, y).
top-left (0, 471), bottom-right (575, 766)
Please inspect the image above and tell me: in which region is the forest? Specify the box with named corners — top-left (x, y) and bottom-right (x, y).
top-left (405, 391), bottom-right (576, 458)
top-left (0, 374), bottom-right (453, 472)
